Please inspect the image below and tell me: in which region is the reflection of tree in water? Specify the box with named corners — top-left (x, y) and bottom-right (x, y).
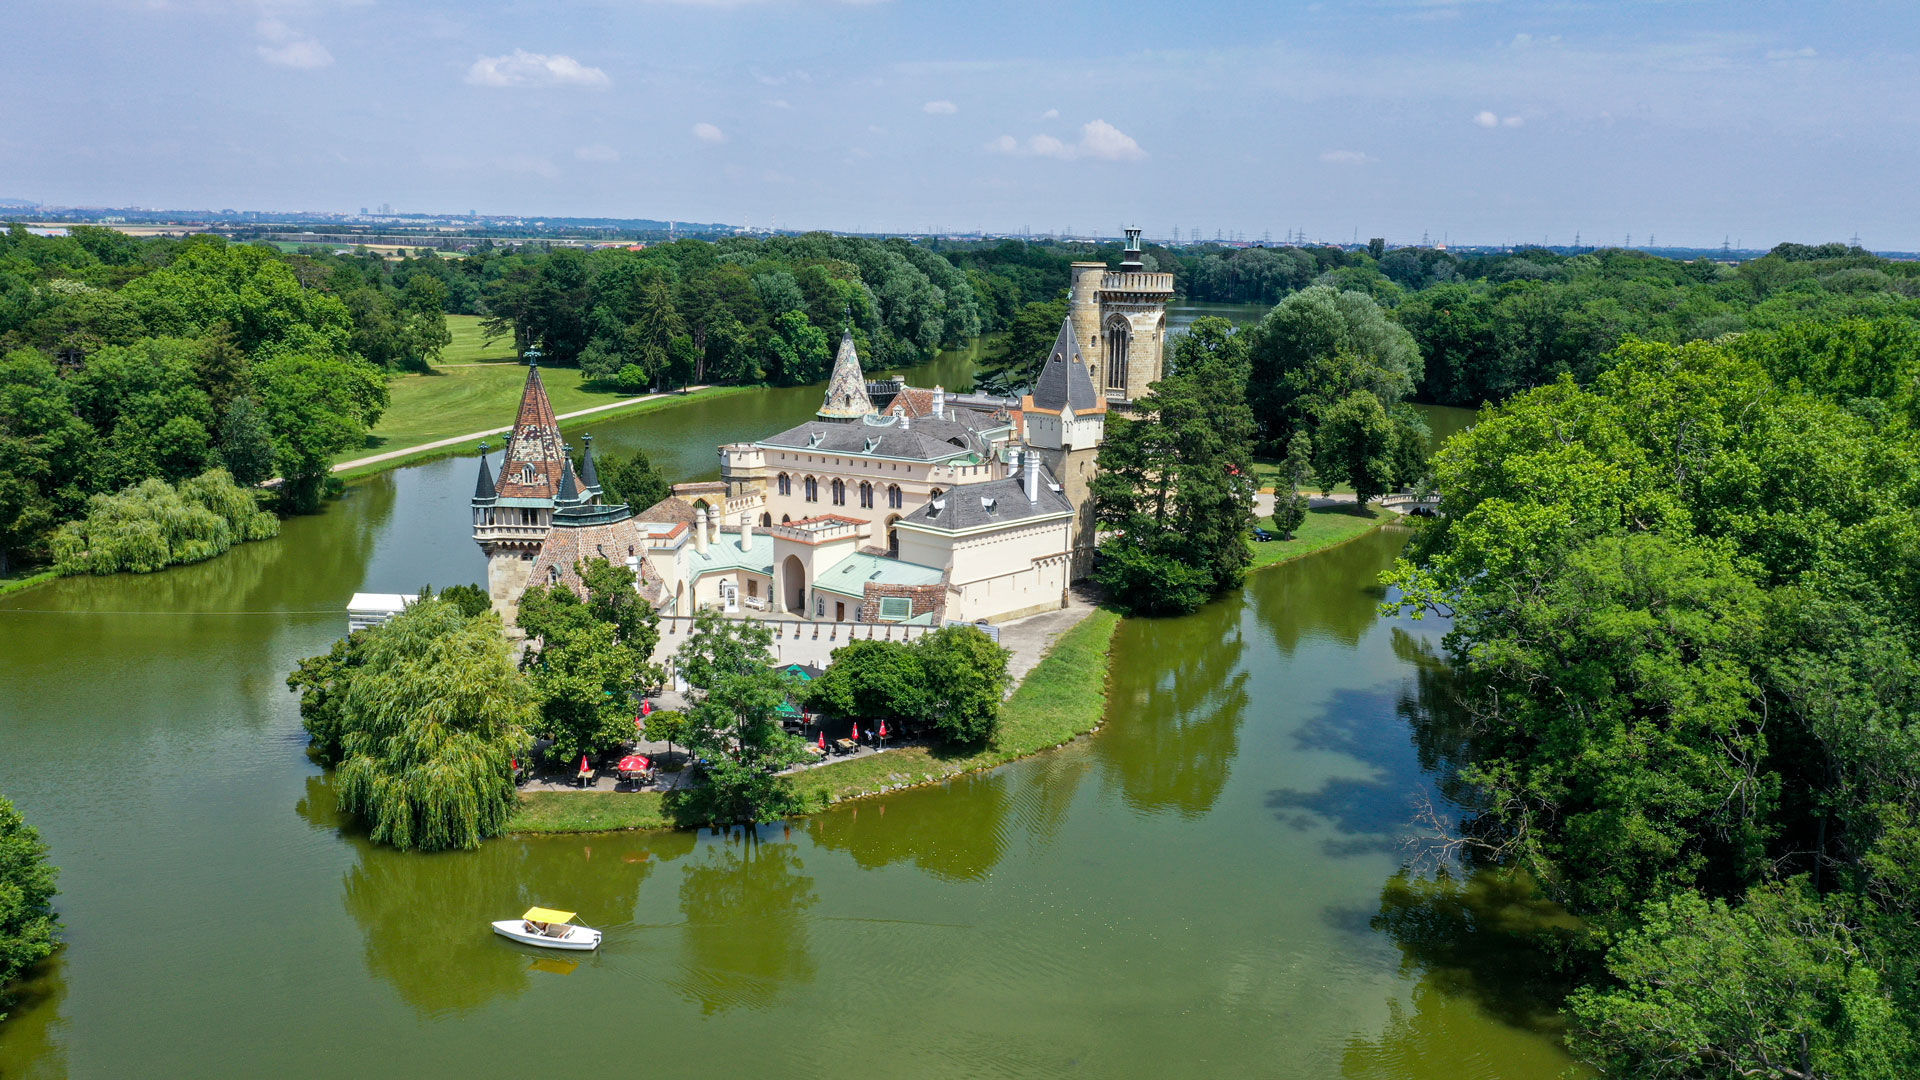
top-left (1389, 627), bottom-right (1493, 846)
top-left (337, 816), bottom-right (688, 1018)
top-left (0, 950), bottom-right (70, 1079)
top-left (1341, 870), bottom-right (1585, 1077)
top-left (1096, 591), bottom-right (1250, 818)
top-left (671, 828), bottom-right (818, 1015)
top-left (1248, 525), bottom-right (1408, 654)
top-left (807, 769), bottom-right (1022, 882)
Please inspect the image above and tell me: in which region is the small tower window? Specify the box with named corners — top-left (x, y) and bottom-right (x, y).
top-left (804, 477), bottom-right (819, 502)
top-left (777, 473), bottom-right (791, 496)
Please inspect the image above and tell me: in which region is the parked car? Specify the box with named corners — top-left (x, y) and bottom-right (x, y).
top-left (1251, 528), bottom-right (1275, 542)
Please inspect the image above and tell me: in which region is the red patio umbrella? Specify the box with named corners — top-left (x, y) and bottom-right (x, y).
top-left (878, 721), bottom-right (888, 739)
top-left (851, 723), bottom-right (860, 741)
top-left (617, 755), bottom-right (649, 772)
top-left (578, 755), bottom-right (592, 774)
top-left (641, 699), bottom-right (653, 716)
top-left (817, 731), bottom-right (827, 750)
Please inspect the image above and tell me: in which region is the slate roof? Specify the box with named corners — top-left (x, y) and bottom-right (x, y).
top-left (760, 412), bottom-right (994, 462)
top-left (577, 434), bottom-right (602, 495)
top-left (494, 366), bottom-right (568, 500)
top-left (1028, 317), bottom-right (1101, 414)
top-left (473, 447), bottom-right (496, 501)
top-left (901, 467), bottom-right (1074, 532)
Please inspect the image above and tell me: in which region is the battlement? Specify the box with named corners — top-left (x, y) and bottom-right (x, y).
top-left (1099, 271), bottom-right (1174, 296)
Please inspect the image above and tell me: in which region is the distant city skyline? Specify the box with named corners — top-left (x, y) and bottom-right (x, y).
top-left (6, 1), bottom-right (1918, 249)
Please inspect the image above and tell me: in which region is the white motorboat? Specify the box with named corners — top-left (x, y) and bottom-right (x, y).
top-left (492, 906), bottom-right (602, 951)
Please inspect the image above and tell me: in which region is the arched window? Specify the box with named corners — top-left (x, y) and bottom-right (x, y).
top-left (930, 488), bottom-right (944, 499)
top-left (830, 479), bottom-right (845, 505)
top-left (761, 512), bottom-right (772, 527)
top-left (777, 473), bottom-right (791, 496)
top-left (804, 476), bottom-right (818, 502)
top-left (547, 566), bottom-right (561, 585)
top-left (781, 514), bottom-right (791, 524)
top-left (1106, 315), bottom-right (1131, 390)
top-left (887, 484), bottom-right (903, 509)
top-left (859, 482), bottom-right (873, 508)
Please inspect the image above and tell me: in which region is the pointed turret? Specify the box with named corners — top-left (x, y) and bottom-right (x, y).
top-left (578, 434), bottom-right (602, 500)
top-left (555, 452), bottom-right (582, 505)
top-left (1029, 316), bottom-right (1100, 413)
top-left (816, 329), bottom-right (874, 421)
top-left (494, 364), bottom-right (567, 499)
top-left (473, 442), bottom-right (496, 500)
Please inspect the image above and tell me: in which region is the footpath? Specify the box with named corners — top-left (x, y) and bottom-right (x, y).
top-left (331, 385), bottom-right (714, 474)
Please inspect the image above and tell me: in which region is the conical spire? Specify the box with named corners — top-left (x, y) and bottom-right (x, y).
top-left (473, 442), bottom-right (496, 501)
top-left (495, 364), bottom-right (567, 499)
top-left (578, 434), bottom-right (601, 497)
top-left (1030, 316), bottom-right (1099, 412)
top-left (816, 329), bottom-right (874, 421)
top-left (555, 452), bottom-right (581, 505)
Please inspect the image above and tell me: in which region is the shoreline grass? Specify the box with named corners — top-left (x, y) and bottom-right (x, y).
top-left (506, 607), bottom-right (1123, 835)
top-left (1247, 503), bottom-right (1392, 572)
top-left (332, 385), bottom-right (755, 482)
top-left (0, 569), bottom-right (58, 599)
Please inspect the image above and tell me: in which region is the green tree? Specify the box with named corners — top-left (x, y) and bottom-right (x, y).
top-left (1570, 883), bottom-right (1916, 1079)
top-left (808, 639), bottom-right (922, 725)
top-left (286, 627), bottom-right (371, 765)
top-left (914, 626), bottom-right (1010, 744)
top-left (516, 561), bottom-right (660, 765)
top-left (333, 598), bottom-right (531, 851)
top-left (1092, 316), bottom-right (1256, 615)
top-left (0, 349), bottom-right (86, 575)
top-left (255, 351), bottom-right (388, 512)
top-left (1314, 390), bottom-right (1397, 504)
top-left (672, 609), bottom-right (806, 824)
top-left (598, 448), bottom-right (671, 514)
top-left (433, 583), bottom-right (492, 619)
top-left (974, 297), bottom-right (1068, 396)
top-left (1270, 493), bottom-right (1306, 540)
top-left (217, 395), bottom-right (275, 487)
top-left (0, 793), bottom-right (58, 1023)
top-left (642, 708), bottom-right (689, 764)
top-left (1244, 284), bottom-right (1422, 450)
top-left (763, 310), bottom-right (831, 386)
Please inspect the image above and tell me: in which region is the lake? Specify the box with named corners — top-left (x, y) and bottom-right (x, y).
top-left (0, 311), bottom-right (1572, 1079)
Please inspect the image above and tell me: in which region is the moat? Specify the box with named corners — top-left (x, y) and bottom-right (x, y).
top-left (0, 321), bottom-right (1570, 1079)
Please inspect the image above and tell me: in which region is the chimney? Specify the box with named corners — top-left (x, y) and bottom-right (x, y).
top-left (900, 413), bottom-right (910, 431)
top-left (1023, 450), bottom-right (1040, 503)
top-left (693, 507), bottom-right (709, 554)
top-left (738, 510), bottom-right (752, 552)
top-left (933, 384), bottom-right (945, 419)
top-left (709, 506), bottom-right (721, 546)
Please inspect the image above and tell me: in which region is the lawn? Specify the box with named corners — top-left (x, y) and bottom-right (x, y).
top-left (1247, 503), bottom-right (1390, 571)
top-left (442, 314), bottom-right (520, 365)
top-left (506, 608), bottom-right (1124, 834)
top-left (1250, 455), bottom-right (1355, 496)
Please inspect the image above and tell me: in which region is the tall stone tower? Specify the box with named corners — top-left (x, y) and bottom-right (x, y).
top-left (472, 365), bottom-right (566, 610)
top-left (1068, 227), bottom-right (1174, 411)
top-left (1021, 317), bottom-right (1105, 580)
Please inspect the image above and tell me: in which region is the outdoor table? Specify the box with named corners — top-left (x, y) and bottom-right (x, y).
top-left (833, 738), bottom-right (858, 755)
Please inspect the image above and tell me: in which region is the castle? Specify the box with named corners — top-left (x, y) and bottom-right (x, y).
top-left (472, 229), bottom-right (1172, 629)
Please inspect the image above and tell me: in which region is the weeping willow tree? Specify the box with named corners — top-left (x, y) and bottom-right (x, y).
top-left (334, 598), bottom-right (531, 852)
top-left (50, 468), bottom-right (277, 575)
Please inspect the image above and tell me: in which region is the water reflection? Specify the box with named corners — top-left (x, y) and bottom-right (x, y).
top-left (1097, 590), bottom-right (1251, 819)
top-left (1249, 526), bottom-right (1406, 654)
top-left (808, 774), bottom-right (1013, 882)
top-left (671, 829), bottom-right (819, 1015)
top-left (0, 954), bottom-right (68, 1080)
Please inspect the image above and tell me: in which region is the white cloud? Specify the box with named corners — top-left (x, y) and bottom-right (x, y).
top-left (1766, 46), bottom-right (1817, 61)
top-left (1502, 115), bottom-right (1524, 127)
top-left (923, 99), bottom-right (958, 114)
top-left (465, 50), bottom-right (609, 89)
top-left (984, 119), bottom-right (1146, 162)
top-left (1319, 149), bottom-right (1376, 165)
top-left (692, 122), bottom-right (726, 143)
top-left (574, 144), bottom-right (620, 162)
top-left (1473, 110), bottom-right (1499, 127)
top-left (255, 18), bottom-right (332, 69)
top-left (1039, 107), bottom-right (1059, 119)
top-left (766, 98), bottom-right (791, 109)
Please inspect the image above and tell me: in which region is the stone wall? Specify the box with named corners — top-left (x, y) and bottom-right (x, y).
top-left (856, 580), bottom-right (949, 624)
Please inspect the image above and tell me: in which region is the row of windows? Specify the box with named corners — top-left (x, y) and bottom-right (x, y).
top-left (776, 473), bottom-right (907, 509)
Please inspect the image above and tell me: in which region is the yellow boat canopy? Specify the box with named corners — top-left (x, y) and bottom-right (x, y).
top-left (521, 907), bottom-right (577, 924)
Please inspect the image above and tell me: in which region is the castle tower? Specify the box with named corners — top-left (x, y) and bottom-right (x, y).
top-left (1068, 227), bottom-right (1174, 411)
top-left (816, 329), bottom-right (873, 422)
top-left (473, 365), bottom-right (567, 612)
top-left (1020, 317), bottom-right (1105, 580)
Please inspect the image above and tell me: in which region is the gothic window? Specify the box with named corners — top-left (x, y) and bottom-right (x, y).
top-left (761, 512), bottom-right (772, 527)
top-left (804, 477), bottom-right (818, 502)
top-left (887, 484), bottom-right (903, 509)
top-left (777, 473), bottom-right (791, 496)
top-left (930, 488), bottom-right (944, 499)
top-left (831, 479), bottom-right (845, 505)
top-left (859, 482), bottom-right (873, 509)
top-left (547, 566), bottom-right (560, 584)
top-left (1106, 316), bottom-right (1131, 390)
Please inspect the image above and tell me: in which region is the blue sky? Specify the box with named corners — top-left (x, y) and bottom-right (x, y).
top-left (6, 0), bottom-right (1918, 247)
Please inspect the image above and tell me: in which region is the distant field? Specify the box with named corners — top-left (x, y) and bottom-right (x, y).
top-left (442, 313), bottom-right (519, 364)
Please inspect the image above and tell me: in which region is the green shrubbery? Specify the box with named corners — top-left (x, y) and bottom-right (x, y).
top-left (0, 793), bottom-right (58, 1024)
top-left (49, 468), bottom-right (277, 575)
top-left (806, 625), bottom-right (1011, 744)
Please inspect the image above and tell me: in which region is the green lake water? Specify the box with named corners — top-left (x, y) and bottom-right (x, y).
top-left (0, 317), bottom-right (1576, 1078)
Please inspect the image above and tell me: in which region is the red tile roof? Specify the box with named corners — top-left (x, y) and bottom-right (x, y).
top-left (494, 367), bottom-right (567, 500)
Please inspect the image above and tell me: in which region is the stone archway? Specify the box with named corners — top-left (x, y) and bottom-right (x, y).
top-left (782, 554), bottom-right (806, 614)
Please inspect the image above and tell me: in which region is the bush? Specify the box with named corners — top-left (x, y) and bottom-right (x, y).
top-left (0, 794), bottom-right (58, 1021)
top-left (50, 469), bottom-right (276, 575)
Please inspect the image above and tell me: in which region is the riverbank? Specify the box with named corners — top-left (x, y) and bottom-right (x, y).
top-left (506, 607), bottom-right (1122, 834)
top-left (0, 570), bottom-right (57, 599)
top-left (332, 385), bottom-right (752, 481)
top-left (1247, 503), bottom-right (1390, 572)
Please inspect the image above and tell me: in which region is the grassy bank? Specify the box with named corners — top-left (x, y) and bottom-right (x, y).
top-left (332, 385), bottom-right (755, 481)
top-left (506, 608), bottom-right (1124, 834)
top-left (1247, 503), bottom-right (1389, 572)
top-left (442, 314), bottom-right (519, 365)
top-left (0, 569), bottom-right (58, 599)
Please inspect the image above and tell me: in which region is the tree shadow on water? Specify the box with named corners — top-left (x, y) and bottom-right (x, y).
top-left (669, 826), bottom-right (819, 1015)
